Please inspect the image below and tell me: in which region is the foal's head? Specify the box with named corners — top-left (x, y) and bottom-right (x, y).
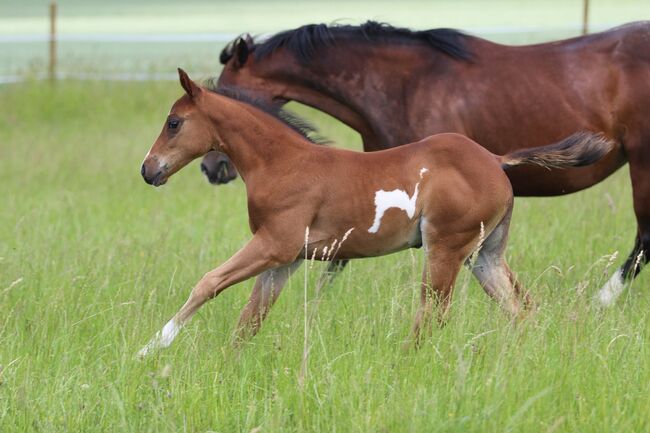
top-left (141, 69), bottom-right (219, 187)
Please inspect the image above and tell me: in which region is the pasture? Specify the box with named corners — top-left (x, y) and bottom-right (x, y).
top-left (1, 78), bottom-right (649, 433)
top-left (2, 0), bottom-right (650, 431)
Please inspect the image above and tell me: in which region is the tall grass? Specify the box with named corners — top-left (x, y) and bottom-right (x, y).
top-left (0, 80), bottom-right (648, 432)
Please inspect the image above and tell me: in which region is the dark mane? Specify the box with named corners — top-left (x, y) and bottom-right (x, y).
top-left (219, 21), bottom-right (472, 65)
top-left (204, 79), bottom-right (328, 145)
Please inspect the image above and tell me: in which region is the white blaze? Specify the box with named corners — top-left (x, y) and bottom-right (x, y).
top-left (368, 167), bottom-right (429, 234)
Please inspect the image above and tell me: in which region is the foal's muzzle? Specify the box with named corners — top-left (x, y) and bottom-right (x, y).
top-left (141, 162), bottom-right (167, 187)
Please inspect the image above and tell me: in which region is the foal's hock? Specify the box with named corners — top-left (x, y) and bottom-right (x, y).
top-left (137, 69), bottom-right (613, 356)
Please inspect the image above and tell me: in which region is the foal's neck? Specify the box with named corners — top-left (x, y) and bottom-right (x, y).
top-left (203, 94), bottom-right (311, 181)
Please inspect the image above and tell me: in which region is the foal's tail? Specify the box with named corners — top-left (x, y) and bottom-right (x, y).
top-left (498, 132), bottom-right (615, 170)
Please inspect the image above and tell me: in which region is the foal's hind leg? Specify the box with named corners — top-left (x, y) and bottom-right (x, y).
top-left (410, 241), bottom-right (472, 344)
top-left (470, 209), bottom-right (525, 317)
top-left (234, 260), bottom-right (303, 342)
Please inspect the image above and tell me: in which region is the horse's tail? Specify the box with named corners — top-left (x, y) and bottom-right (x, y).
top-left (498, 132), bottom-right (614, 170)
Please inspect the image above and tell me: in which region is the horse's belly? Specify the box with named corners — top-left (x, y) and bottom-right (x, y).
top-left (323, 214), bottom-right (423, 260)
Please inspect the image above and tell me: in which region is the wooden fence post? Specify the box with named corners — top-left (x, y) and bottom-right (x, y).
top-left (49, 1), bottom-right (57, 81)
top-left (582, 0), bottom-right (590, 35)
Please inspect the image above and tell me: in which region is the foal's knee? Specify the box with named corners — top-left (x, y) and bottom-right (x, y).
top-left (192, 269), bottom-right (223, 300)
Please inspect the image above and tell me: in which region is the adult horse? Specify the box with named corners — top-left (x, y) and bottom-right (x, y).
top-left (206, 20), bottom-right (650, 306)
top-left (138, 69), bottom-right (611, 356)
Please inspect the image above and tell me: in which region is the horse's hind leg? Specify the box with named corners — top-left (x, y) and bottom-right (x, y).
top-left (598, 137), bottom-right (650, 306)
top-left (234, 260), bottom-right (303, 341)
top-left (411, 238), bottom-right (474, 344)
top-left (470, 207), bottom-right (526, 317)
top-left (315, 259), bottom-right (349, 294)
top-left (411, 250), bottom-right (462, 344)
top-left (234, 257), bottom-right (348, 342)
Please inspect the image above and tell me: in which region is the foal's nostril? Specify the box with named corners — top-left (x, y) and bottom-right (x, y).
top-left (200, 163), bottom-right (208, 174)
top-left (140, 164), bottom-right (146, 178)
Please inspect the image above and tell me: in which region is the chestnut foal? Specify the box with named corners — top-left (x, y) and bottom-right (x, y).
top-left (138, 69), bottom-right (612, 356)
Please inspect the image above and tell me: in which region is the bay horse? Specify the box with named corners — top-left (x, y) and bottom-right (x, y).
top-left (137, 69), bottom-right (612, 356)
top-left (200, 150), bottom-right (238, 184)
top-left (209, 20), bottom-right (650, 306)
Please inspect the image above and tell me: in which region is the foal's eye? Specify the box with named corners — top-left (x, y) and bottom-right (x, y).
top-left (167, 119), bottom-right (180, 130)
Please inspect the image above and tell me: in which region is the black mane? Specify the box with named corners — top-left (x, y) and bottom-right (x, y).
top-left (204, 80), bottom-right (328, 145)
top-left (220, 21), bottom-right (472, 65)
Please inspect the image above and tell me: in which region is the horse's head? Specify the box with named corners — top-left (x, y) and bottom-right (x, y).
top-left (201, 150), bottom-right (238, 185)
top-left (194, 35), bottom-right (289, 186)
top-left (214, 30), bottom-right (384, 151)
top-left (216, 34), bottom-right (290, 105)
top-left (141, 68), bottom-right (220, 187)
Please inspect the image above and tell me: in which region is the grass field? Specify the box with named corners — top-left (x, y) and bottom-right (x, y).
top-left (1, 76), bottom-right (649, 432)
top-left (2, 1), bottom-right (650, 430)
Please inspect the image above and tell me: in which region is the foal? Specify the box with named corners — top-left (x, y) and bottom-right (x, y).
top-left (138, 69), bottom-right (612, 356)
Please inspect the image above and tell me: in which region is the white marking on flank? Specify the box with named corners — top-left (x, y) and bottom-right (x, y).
top-left (137, 318), bottom-right (181, 358)
top-left (368, 167), bottom-right (429, 234)
top-left (597, 271), bottom-right (625, 307)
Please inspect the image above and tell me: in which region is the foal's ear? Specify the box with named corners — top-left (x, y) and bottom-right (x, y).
top-left (234, 36), bottom-right (250, 68)
top-left (177, 68), bottom-right (201, 99)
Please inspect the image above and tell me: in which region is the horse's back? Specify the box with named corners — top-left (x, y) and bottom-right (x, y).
top-left (405, 133), bottom-right (512, 204)
top-left (406, 134), bottom-right (513, 239)
top-left (411, 133), bottom-right (501, 167)
top-left (611, 21), bottom-right (650, 63)
top-left (330, 132), bottom-right (508, 197)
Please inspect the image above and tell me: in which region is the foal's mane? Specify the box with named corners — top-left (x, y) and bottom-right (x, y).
top-left (204, 80), bottom-right (328, 145)
top-left (220, 20), bottom-right (473, 65)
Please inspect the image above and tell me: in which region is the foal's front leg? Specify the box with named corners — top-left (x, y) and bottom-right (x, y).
top-left (138, 234), bottom-right (292, 357)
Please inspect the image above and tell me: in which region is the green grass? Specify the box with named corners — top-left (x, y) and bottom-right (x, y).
top-left (1, 78), bottom-right (649, 432)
